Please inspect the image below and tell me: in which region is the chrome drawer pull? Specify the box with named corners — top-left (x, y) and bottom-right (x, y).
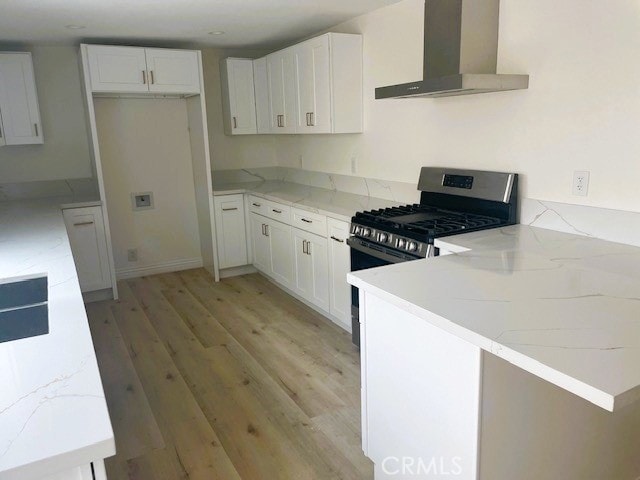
top-left (222, 207), bottom-right (238, 211)
top-left (272, 209), bottom-right (282, 214)
top-left (252, 202), bottom-right (261, 207)
top-left (330, 236), bottom-right (344, 243)
top-left (73, 221), bottom-right (94, 227)
top-left (301, 218), bottom-right (312, 223)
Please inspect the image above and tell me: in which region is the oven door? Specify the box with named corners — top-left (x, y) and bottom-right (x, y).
top-left (348, 237), bottom-right (422, 347)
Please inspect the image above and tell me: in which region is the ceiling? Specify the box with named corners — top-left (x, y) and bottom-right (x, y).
top-left (0, 0), bottom-right (403, 49)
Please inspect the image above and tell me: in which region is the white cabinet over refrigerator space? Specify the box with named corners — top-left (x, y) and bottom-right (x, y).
top-left (85, 45), bottom-right (200, 95)
top-left (0, 52), bottom-right (43, 146)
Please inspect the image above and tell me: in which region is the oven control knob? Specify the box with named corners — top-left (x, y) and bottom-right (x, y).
top-left (354, 226), bottom-right (362, 235)
top-left (378, 232), bottom-right (389, 243)
top-left (407, 241), bottom-right (418, 252)
top-left (362, 228), bottom-right (372, 237)
top-left (396, 238), bottom-right (406, 249)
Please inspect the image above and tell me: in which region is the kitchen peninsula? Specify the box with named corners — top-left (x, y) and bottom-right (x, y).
top-left (0, 199), bottom-right (114, 480)
top-left (348, 224), bottom-right (640, 480)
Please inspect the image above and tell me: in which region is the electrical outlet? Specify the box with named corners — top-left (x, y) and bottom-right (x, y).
top-left (127, 248), bottom-right (138, 262)
top-left (572, 171), bottom-right (590, 196)
top-left (351, 156), bottom-right (357, 174)
top-left (131, 192), bottom-right (154, 211)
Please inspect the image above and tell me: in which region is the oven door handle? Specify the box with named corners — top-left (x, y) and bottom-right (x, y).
top-left (347, 237), bottom-right (416, 264)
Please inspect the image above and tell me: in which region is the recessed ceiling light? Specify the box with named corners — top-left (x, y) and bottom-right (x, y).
top-left (208, 31), bottom-right (225, 35)
top-left (65, 24), bottom-right (86, 30)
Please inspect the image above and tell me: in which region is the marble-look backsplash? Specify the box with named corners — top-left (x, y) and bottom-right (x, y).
top-left (212, 167), bottom-right (421, 204)
top-left (0, 178), bottom-right (99, 202)
top-left (215, 167), bottom-right (640, 248)
top-left (520, 198), bottom-right (640, 248)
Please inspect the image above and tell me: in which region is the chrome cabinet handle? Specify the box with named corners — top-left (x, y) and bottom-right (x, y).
top-left (222, 207), bottom-right (238, 211)
top-left (252, 202), bottom-right (261, 207)
top-left (73, 221), bottom-right (94, 227)
top-left (272, 209), bottom-right (282, 214)
top-left (264, 224), bottom-right (269, 237)
top-left (306, 241), bottom-right (311, 255)
top-left (330, 236), bottom-right (344, 243)
top-left (150, 70), bottom-right (155, 84)
top-left (301, 218), bottom-right (312, 223)
top-left (305, 112), bottom-right (310, 126)
top-left (34, 123), bottom-right (38, 136)
top-left (233, 116), bottom-right (237, 129)
top-left (310, 112), bottom-right (315, 126)
top-left (302, 240), bottom-right (307, 254)
top-left (142, 70), bottom-right (146, 84)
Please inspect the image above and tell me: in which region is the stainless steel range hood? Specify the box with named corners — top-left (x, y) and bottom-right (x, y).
top-left (375, 0), bottom-right (529, 99)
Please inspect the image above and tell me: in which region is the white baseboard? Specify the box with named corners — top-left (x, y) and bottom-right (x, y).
top-left (82, 288), bottom-right (113, 303)
top-left (116, 257), bottom-right (203, 280)
top-left (219, 264), bottom-right (257, 279)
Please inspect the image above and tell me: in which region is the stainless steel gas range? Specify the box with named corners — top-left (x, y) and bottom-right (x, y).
top-left (348, 167), bottom-right (518, 346)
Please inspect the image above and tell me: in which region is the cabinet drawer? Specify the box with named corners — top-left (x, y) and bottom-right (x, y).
top-left (262, 199), bottom-right (291, 223)
top-left (291, 207), bottom-right (327, 236)
top-left (248, 195), bottom-right (267, 215)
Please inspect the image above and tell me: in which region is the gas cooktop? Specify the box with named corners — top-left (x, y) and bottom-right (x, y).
top-left (348, 167), bottom-right (519, 259)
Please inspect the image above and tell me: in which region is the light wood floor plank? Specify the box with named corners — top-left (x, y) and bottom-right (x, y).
top-left (86, 269), bottom-right (372, 480)
top-left (86, 301), bottom-right (165, 461)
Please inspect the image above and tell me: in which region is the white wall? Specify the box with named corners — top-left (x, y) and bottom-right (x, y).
top-left (0, 45), bottom-right (93, 182)
top-left (272, 0), bottom-right (640, 213)
top-left (94, 98), bottom-right (201, 274)
top-left (200, 48), bottom-right (277, 171)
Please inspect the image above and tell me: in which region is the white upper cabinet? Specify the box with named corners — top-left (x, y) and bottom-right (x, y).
top-left (252, 57), bottom-right (271, 134)
top-left (267, 48), bottom-right (298, 134)
top-left (220, 58), bottom-right (257, 135)
top-left (294, 35), bottom-right (331, 134)
top-left (86, 45), bottom-right (148, 93)
top-left (145, 49), bottom-right (200, 94)
top-left (85, 45), bottom-right (200, 94)
top-left (0, 52), bottom-right (43, 145)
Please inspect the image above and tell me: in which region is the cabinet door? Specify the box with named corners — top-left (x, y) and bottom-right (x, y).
top-left (253, 57), bottom-right (271, 134)
top-left (328, 219), bottom-right (351, 327)
top-left (250, 213), bottom-right (270, 273)
top-left (145, 48), bottom-right (200, 94)
top-left (214, 194), bottom-right (248, 269)
top-left (0, 53), bottom-right (43, 145)
top-left (86, 45), bottom-right (148, 93)
top-left (293, 229), bottom-right (329, 311)
top-left (63, 206), bottom-right (111, 292)
top-left (267, 220), bottom-right (294, 288)
top-left (266, 50), bottom-right (297, 134)
top-left (294, 35), bottom-right (331, 134)
top-left (292, 229), bottom-right (313, 299)
top-left (221, 58), bottom-right (257, 135)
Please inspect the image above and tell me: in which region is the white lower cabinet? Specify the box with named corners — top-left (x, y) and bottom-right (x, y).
top-left (63, 206), bottom-right (111, 293)
top-left (41, 460), bottom-right (106, 480)
top-left (247, 197), bottom-right (351, 331)
top-left (214, 194), bottom-right (248, 269)
top-left (327, 218), bottom-right (351, 328)
top-left (249, 212), bottom-right (294, 289)
top-left (292, 228), bottom-right (329, 312)
top-left (266, 219), bottom-right (294, 289)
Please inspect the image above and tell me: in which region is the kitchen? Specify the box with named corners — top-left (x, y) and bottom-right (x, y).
top-left (1, 0), bottom-right (640, 479)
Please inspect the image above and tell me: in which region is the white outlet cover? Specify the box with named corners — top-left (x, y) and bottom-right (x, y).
top-left (572, 171), bottom-right (590, 196)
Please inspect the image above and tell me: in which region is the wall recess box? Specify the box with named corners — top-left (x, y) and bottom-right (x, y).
top-left (131, 192), bottom-right (154, 211)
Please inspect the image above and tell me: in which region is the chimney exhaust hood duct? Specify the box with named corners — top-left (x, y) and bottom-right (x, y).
top-left (375, 0), bottom-right (529, 99)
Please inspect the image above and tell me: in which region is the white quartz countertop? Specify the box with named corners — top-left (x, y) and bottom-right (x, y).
top-left (213, 180), bottom-right (399, 222)
top-left (348, 225), bottom-right (640, 412)
top-left (0, 199), bottom-right (114, 479)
